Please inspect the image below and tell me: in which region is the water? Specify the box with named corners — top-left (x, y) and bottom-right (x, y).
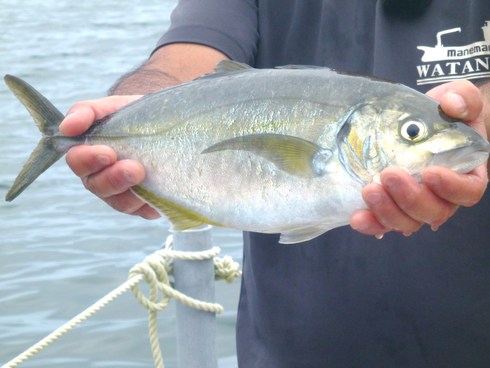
top-left (0, 1), bottom-right (242, 366)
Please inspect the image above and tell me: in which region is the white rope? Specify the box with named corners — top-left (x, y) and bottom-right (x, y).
top-left (128, 237), bottom-right (227, 368)
top-left (1, 276), bottom-right (143, 368)
top-left (1, 235), bottom-right (241, 368)
top-left (215, 255), bottom-right (242, 283)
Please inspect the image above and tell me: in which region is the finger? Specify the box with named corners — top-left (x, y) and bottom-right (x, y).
top-left (350, 208), bottom-right (389, 238)
top-left (104, 190), bottom-right (160, 219)
top-left (66, 145), bottom-right (117, 178)
top-left (132, 204), bottom-right (161, 220)
top-left (426, 80), bottom-right (482, 123)
top-left (361, 182), bottom-right (423, 235)
top-left (380, 168), bottom-right (457, 229)
top-left (60, 106), bottom-right (98, 136)
top-left (422, 165), bottom-right (489, 207)
top-left (59, 95), bottom-right (142, 136)
top-left (82, 159), bottom-right (145, 198)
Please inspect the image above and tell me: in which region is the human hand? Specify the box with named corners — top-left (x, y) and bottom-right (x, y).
top-left (60, 96), bottom-right (161, 219)
top-left (350, 80), bottom-right (489, 238)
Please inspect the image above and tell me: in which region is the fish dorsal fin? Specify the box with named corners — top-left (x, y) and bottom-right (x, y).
top-left (275, 64), bottom-right (335, 71)
top-left (193, 60), bottom-right (253, 82)
top-left (215, 60), bottom-right (252, 72)
top-left (202, 133), bottom-right (332, 178)
top-left (132, 185), bottom-right (222, 231)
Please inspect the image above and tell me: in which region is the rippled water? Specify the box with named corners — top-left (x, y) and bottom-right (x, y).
top-left (0, 1), bottom-right (242, 366)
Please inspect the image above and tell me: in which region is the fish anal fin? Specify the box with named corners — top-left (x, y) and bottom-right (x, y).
top-left (279, 226), bottom-right (331, 244)
top-left (132, 185), bottom-right (221, 231)
top-left (202, 133), bottom-right (332, 178)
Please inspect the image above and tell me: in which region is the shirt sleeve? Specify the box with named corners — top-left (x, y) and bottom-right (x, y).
top-left (155, 0), bottom-right (259, 64)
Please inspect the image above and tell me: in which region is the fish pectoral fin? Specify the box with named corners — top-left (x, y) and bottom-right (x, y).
top-left (279, 226), bottom-right (330, 244)
top-left (202, 133), bottom-right (332, 177)
top-left (132, 185), bottom-right (221, 231)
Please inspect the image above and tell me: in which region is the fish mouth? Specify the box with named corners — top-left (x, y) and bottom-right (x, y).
top-left (431, 140), bottom-right (490, 173)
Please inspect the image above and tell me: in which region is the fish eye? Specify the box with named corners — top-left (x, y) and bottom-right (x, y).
top-left (399, 119), bottom-right (427, 142)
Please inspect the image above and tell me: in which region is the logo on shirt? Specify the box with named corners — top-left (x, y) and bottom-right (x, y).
top-left (416, 21), bottom-right (490, 86)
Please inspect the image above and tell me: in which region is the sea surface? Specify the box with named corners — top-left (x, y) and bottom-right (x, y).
top-left (0, 1), bottom-right (242, 366)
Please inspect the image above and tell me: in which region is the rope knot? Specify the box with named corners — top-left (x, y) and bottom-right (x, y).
top-left (215, 255), bottom-right (242, 283)
top-left (128, 236), bottom-right (227, 314)
top-left (2, 234), bottom-right (241, 368)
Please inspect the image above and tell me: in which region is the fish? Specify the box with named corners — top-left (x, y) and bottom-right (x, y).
top-left (4, 61), bottom-right (490, 244)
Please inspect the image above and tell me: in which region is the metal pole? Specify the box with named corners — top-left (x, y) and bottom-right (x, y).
top-left (172, 226), bottom-right (218, 368)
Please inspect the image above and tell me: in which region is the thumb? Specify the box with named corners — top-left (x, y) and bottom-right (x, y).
top-left (59, 95), bottom-right (142, 136)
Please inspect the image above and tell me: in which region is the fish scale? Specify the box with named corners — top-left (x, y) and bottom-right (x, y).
top-left (4, 61), bottom-right (489, 243)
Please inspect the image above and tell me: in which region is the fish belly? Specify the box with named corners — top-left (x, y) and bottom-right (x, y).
top-left (129, 138), bottom-right (365, 234)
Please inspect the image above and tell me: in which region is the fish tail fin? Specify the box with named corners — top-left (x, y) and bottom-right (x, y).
top-left (4, 75), bottom-right (67, 201)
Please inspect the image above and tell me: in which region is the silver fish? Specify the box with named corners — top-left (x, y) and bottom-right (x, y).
top-left (5, 61), bottom-right (490, 243)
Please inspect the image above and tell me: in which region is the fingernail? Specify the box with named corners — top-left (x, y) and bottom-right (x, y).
top-left (96, 154), bottom-right (111, 166)
top-left (431, 224), bottom-right (440, 232)
top-left (447, 92), bottom-right (468, 119)
top-left (375, 233), bottom-right (384, 240)
top-left (58, 119), bottom-right (67, 131)
top-left (366, 192), bottom-right (382, 207)
top-left (351, 222), bottom-right (369, 232)
top-left (59, 110), bottom-right (77, 132)
top-left (403, 232), bottom-right (412, 237)
top-left (383, 174), bottom-right (400, 191)
top-left (424, 172), bottom-right (441, 187)
top-left (122, 169), bottom-right (137, 184)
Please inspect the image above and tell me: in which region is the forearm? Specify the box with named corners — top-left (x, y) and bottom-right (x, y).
top-left (108, 43), bottom-right (229, 96)
top-left (108, 65), bottom-right (182, 95)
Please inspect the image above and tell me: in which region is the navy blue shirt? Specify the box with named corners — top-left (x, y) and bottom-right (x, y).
top-left (157, 1), bottom-right (490, 366)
